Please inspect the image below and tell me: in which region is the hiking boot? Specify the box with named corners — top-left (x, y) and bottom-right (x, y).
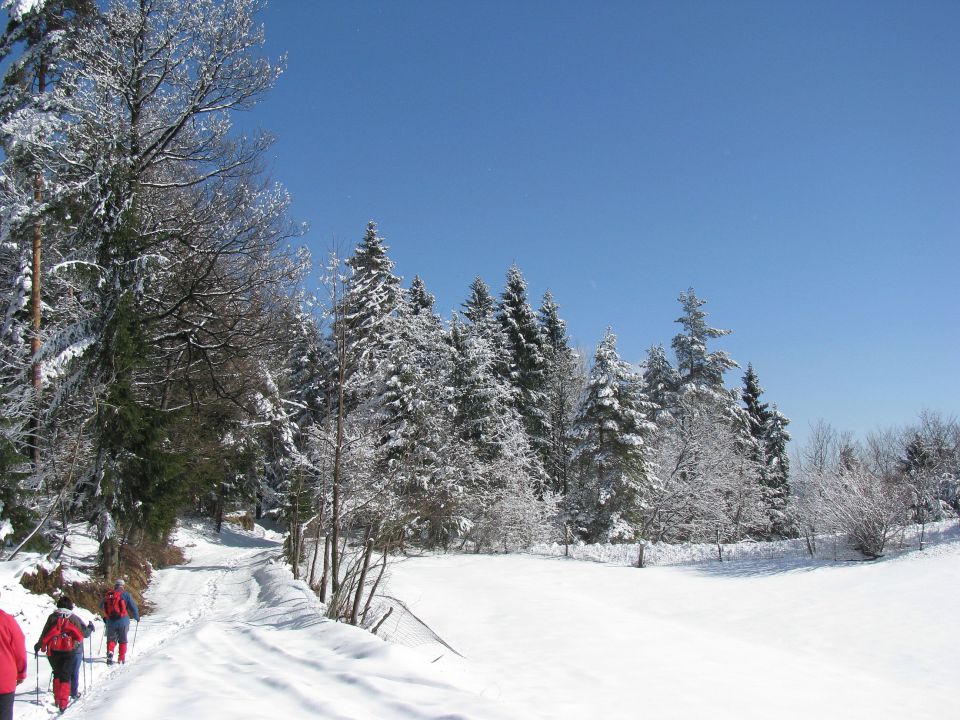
top-left (106, 653), bottom-right (114, 666)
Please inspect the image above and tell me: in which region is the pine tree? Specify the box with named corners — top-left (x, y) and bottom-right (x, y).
top-left (496, 265), bottom-right (549, 486)
top-left (375, 284), bottom-right (466, 547)
top-left (571, 328), bottom-right (656, 542)
top-left (538, 290), bottom-right (581, 495)
top-left (641, 344), bottom-right (678, 418)
top-left (740, 364), bottom-right (792, 538)
top-left (408, 275), bottom-right (435, 316)
top-left (0, 0), bottom-right (97, 484)
top-left (340, 220), bottom-right (403, 403)
top-left (463, 276), bottom-right (496, 324)
top-left (671, 288), bottom-right (738, 395)
top-left (741, 363), bottom-right (771, 455)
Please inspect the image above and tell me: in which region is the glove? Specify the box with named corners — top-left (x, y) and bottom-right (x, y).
top-left (33, 642), bottom-right (40, 653)
top-left (88, 622), bottom-right (95, 632)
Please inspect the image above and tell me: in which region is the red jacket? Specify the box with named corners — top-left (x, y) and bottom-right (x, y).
top-left (0, 609), bottom-right (27, 694)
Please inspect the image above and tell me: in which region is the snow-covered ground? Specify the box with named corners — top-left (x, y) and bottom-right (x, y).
top-left (386, 542), bottom-right (960, 720)
top-left (3, 522), bottom-right (958, 719)
top-left (3, 522), bottom-right (513, 719)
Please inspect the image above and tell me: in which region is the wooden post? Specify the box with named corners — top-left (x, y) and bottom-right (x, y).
top-left (636, 543), bottom-right (645, 569)
top-left (372, 606), bottom-right (393, 636)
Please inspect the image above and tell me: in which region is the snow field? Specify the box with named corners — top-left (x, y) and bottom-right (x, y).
top-left (385, 541), bottom-right (960, 720)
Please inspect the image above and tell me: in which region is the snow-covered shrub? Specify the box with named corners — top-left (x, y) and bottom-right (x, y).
top-left (809, 464), bottom-right (908, 558)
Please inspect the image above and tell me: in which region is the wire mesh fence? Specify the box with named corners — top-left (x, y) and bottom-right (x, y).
top-left (361, 593), bottom-right (463, 659)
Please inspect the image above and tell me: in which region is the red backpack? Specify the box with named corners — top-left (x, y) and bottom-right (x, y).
top-left (44, 616), bottom-right (78, 653)
top-left (104, 590), bottom-right (127, 620)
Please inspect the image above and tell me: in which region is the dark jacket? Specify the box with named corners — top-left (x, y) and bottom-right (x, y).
top-left (36, 609), bottom-right (85, 655)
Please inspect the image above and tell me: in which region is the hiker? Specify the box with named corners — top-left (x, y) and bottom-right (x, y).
top-left (0, 592), bottom-right (27, 720)
top-left (35, 601), bottom-right (86, 713)
top-left (46, 597), bottom-right (93, 700)
top-left (99, 579), bottom-right (139, 665)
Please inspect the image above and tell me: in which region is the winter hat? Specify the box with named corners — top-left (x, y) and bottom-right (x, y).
top-left (56, 596), bottom-right (74, 610)
top-left (114, 579), bottom-right (125, 588)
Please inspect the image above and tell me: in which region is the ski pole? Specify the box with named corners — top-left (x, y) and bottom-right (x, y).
top-left (35, 652), bottom-right (39, 706)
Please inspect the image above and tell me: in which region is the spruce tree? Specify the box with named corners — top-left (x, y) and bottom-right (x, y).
top-left (497, 265), bottom-right (549, 485)
top-left (408, 275), bottom-right (436, 316)
top-left (340, 220), bottom-right (403, 403)
top-left (642, 344), bottom-right (678, 418)
top-left (571, 328), bottom-right (656, 542)
top-left (740, 364), bottom-right (792, 537)
top-left (463, 276), bottom-right (496, 324)
top-left (538, 290), bottom-right (581, 495)
top-left (375, 285), bottom-right (466, 547)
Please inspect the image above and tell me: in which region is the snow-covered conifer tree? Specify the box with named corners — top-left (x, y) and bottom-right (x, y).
top-left (339, 221), bottom-right (403, 404)
top-left (374, 280), bottom-right (470, 547)
top-left (538, 291), bottom-right (582, 496)
top-left (671, 288), bottom-right (738, 400)
top-left (641, 344), bottom-right (678, 419)
top-left (739, 364), bottom-right (792, 537)
top-left (496, 265), bottom-right (549, 488)
top-left (570, 328), bottom-right (656, 542)
top-left (463, 276), bottom-right (496, 324)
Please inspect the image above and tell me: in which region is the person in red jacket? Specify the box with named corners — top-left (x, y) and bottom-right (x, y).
top-left (0, 600), bottom-right (27, 720)
top-left (35, 606), bottom-right (85, 713)
top-left (99, 579), bottom-right (139, 665)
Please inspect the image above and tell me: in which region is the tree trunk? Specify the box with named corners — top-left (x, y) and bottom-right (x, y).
top-left (215, 480), bottom-right (226, 534)
top-left (29, 65), bottom-right (46, 470)
top-left (100, 537), bottom-right (120, 578)
top-left (319, 534), bottom-right (331, 603)
top-left (349, 539), bottom-right (374, 626)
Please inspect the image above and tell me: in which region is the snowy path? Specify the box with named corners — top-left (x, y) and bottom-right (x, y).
top-left (15, 522), bottom-right (514, 720)
top-left (386, 542), bottom-right (960, 720)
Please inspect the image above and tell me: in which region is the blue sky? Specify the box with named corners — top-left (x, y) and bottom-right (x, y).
top-left (245, 0), bottom-right (958, 446)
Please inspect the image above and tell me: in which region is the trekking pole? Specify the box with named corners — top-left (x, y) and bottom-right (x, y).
top-left (82, 641), bottom-right (87, 694)
top-left (133, 620), bottom-right (140, 650)
top-left (35, 652), bottom-right (39, 705)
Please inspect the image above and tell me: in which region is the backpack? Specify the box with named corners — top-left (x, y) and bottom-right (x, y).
top-left (45, 616), bottom-right (78, 653)
top-left (104, 590), bottom-right (127, 620)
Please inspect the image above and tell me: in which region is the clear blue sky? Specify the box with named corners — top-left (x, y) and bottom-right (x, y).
top-left (246, 0), bottom-right (958, 447)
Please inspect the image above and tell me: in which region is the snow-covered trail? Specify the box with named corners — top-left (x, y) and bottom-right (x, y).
top-left (17, 522), bottom-right (515, 720)
top-left (386, 542), bottom-right (960, 720)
